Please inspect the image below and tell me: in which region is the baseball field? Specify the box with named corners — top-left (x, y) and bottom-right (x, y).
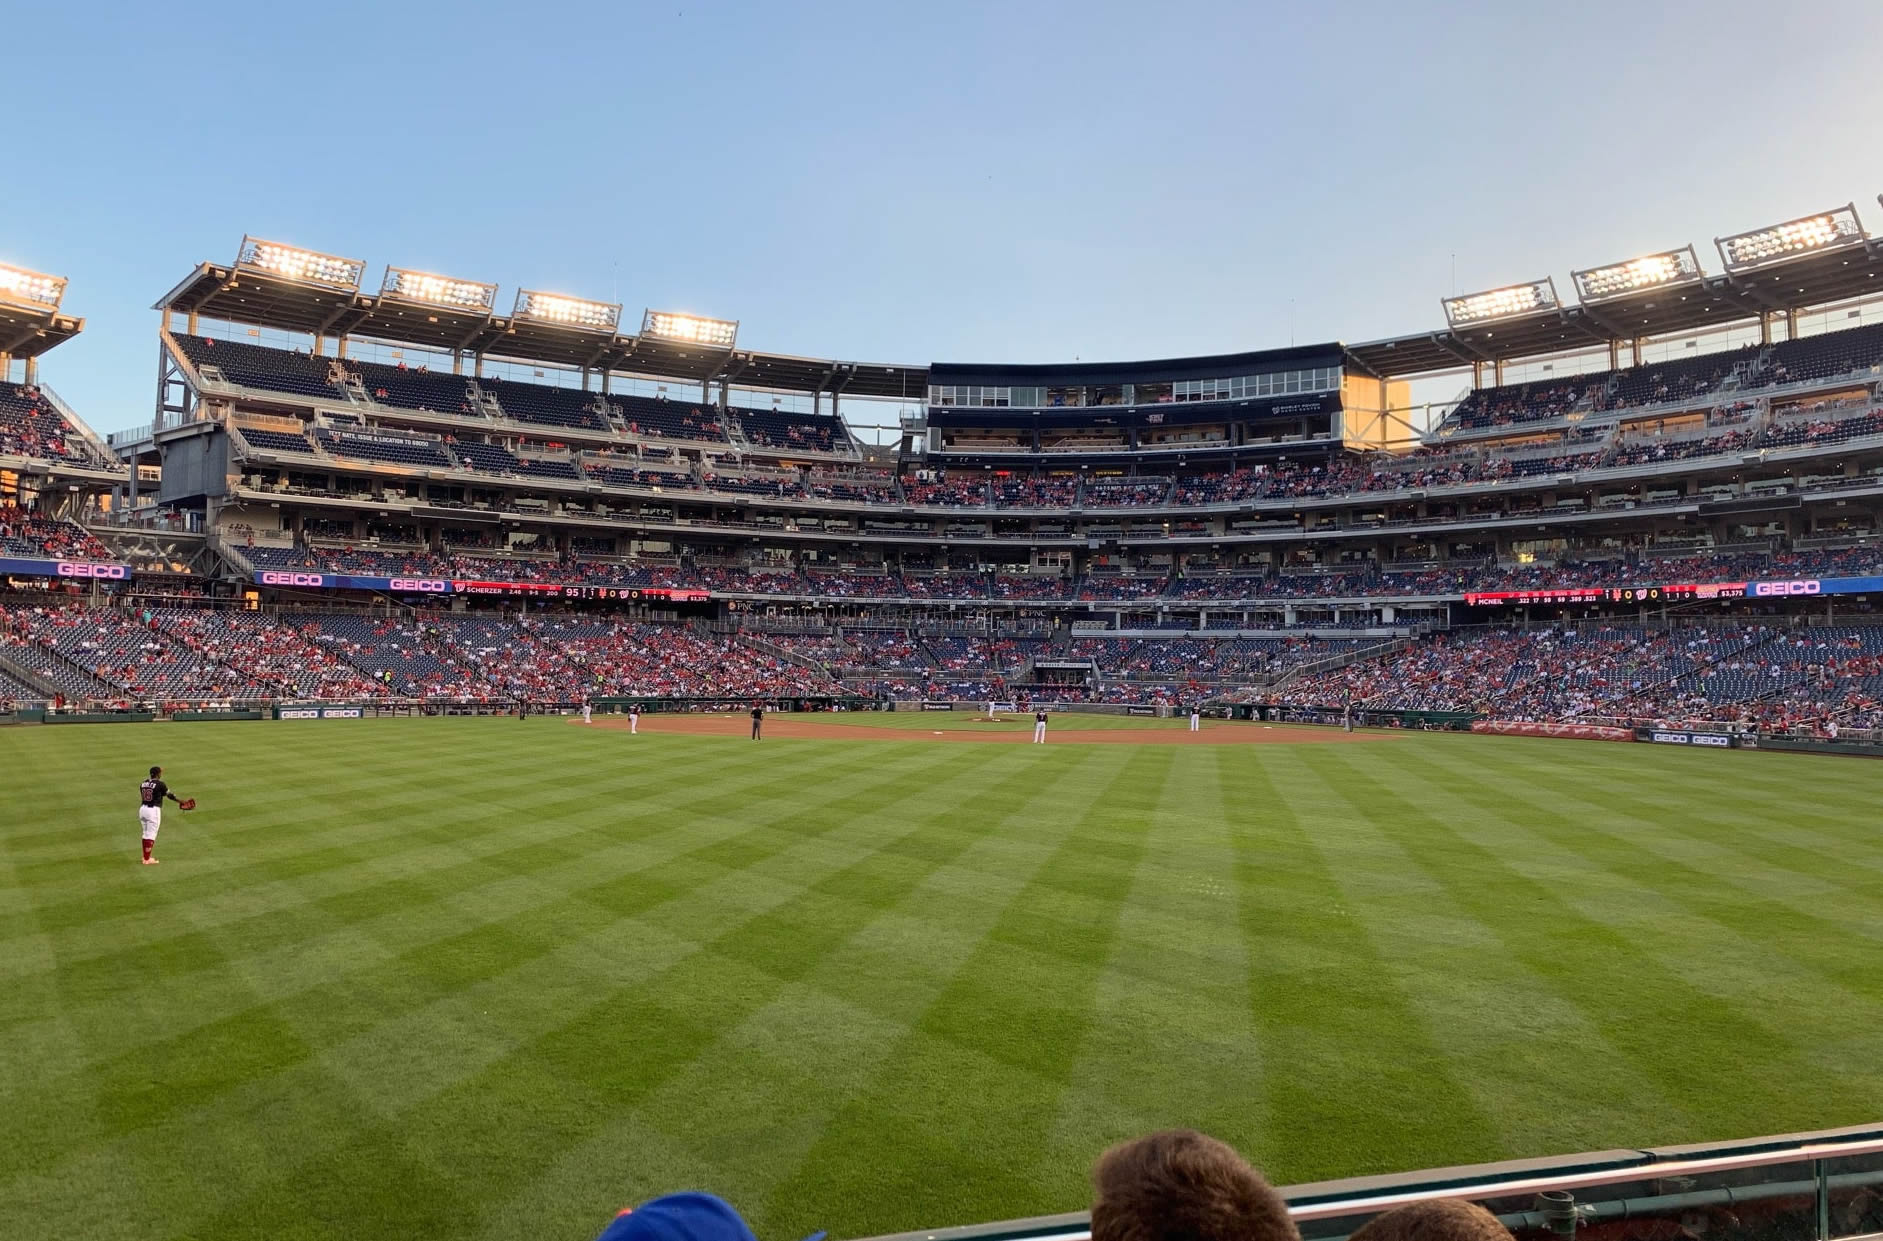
top-left (4, 714), bottom-right (1882, 1241)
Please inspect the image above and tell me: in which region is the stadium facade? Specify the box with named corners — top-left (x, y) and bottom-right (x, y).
top-left (4, 203), bottom-right (1883, 733)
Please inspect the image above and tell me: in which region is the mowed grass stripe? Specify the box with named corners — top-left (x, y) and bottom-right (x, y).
top-left (1391, 747), bottom-right (1883, 1048)
top-left (1040, 747), bottom-right (1262, 1182)
top-left (0, 741), bottom-right (953, 1195)
top-left (7, 722), bottom-right (1883, 1241)
top-left (1474, 746), bottom-right (1883, 901)
top-left (1217, 748), bottom-right (1504, 1183)
top-left (1, 742), bottom-right (976, 1237)
top-left (2, 723), bottom-right (706, 932)
top-left (0, 738), bottom-right (862, 1091)
top-left (1297, 748), bottom-right (1832, 1141)
top-left (9, 732), bottom-right (863, 987)
top-left (147, 745), bottom-right (1018, 1240)
top-left (759, 748), bottom-right (1174, 1237)
top-left (550, 749), bottom-right (1131, 1239)
top-left (1296, 747), bottom-right (1713, 1158)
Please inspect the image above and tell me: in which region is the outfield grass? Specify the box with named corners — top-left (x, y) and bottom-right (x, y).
top-left (4, 718), bottom-right (1883, 1241)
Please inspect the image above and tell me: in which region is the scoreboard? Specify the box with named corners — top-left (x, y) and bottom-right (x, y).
top-left (1464, 582), bottom-right (1749, 606)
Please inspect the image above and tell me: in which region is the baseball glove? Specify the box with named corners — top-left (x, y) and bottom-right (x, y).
top-left (178, 798), bottom-right (197, 811)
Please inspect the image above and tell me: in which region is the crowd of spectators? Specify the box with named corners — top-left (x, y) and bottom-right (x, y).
top-left (1271, 621), bottom-right (1883, 733)
top-left (0, 505), bottom-right (113, 561)
top-left (0, 381), bottom-right (100, 466)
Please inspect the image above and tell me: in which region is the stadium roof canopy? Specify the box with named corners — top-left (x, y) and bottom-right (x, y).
top-left (155, 247), bottom-right (927, 401)
top-left (0, 259), bottom-right (83, 360)
top-left (1345, 203), bottom-right (1883, 379)
top-left (0, 302), bottom-right (82, 360)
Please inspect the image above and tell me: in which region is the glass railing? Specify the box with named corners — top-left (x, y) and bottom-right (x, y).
top-left (851, 1126), bottom-right (1883, 1241)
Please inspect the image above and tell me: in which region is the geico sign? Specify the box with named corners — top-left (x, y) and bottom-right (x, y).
top-left (56, 562), bottom-right (129, 579)
top-left (1751, 579), bottom-right (1822, 597)
top-left (260, 571), bottom-right (328, 587)
top-left (389, 578), bottom-right (448, 592)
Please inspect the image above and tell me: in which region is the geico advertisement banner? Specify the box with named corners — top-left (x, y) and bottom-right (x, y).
top-left (0, 556), bottom-right (132, 580)
top-left (1647, 730), bottom-right (1736, 747)
top-left (254, 571), bottom-right (450, 593)
top-left (1745, 575), bottom-right (1883, 598)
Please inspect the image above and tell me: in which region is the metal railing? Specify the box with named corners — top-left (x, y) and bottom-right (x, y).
top-left (853, 1125), bottom-right (1883, 1241)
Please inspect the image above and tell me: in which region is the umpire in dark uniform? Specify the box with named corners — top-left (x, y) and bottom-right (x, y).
top-left (751, 704), bottom-right (764, 740)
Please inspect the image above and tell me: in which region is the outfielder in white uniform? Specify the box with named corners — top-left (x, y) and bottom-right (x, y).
top-left (629, 703), bottom-right (640, 734)
top-left (1033, 709), bottom-right (1048, 744)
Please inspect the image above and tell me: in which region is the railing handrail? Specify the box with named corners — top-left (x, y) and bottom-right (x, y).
top-left (850, 1124), bottom-right (1883, 1241)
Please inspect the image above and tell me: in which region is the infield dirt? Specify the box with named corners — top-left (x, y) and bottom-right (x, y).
top-left (584, 715), bottom-right (1396, 744)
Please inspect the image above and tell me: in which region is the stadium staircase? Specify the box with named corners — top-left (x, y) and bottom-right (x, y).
top-left (741, 632), bottom-right (832, 677)
top-left (471, 387), bottom-right (506, 421)
top-left (0, 649), bottom-right (66, 699)
top-left (36, 384), bottom-right (123, 470)
top-left (1271, 636), bottom-right (1413, 689)
top-left (0, 638), bottom-right (127, 702)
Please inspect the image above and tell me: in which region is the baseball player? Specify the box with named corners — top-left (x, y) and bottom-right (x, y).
top-left (1189, 705), bottom-right (1201, 732)
top-left (1032, 708), bottom-right (1048, 744)
top-left (628, 702), bottom-right (640, 734)
top-left (987, 699), bottom-right (998, 720)
top-left (137, 765), bottom-right (192, 865)
top-left (751, 704), bottom-right (764, 741)
top-left (582, 696), bottom-right (593, 725)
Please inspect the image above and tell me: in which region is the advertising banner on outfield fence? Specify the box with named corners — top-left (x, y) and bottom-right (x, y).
top-left (1, 556), bottom-right (131, 581)
top-left (1126, 706), bottom-right (1158, 717)
top-left (278, 706), bottom-right (366, 719)
top-left (921, 701), bottom-right (955, 711)
top-left (1642, 729), bottom-right (1737, 747)
top-left (1472, 721), bottom-right (1633, 742)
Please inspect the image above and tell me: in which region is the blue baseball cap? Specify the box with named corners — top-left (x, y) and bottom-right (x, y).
top-left (597, 1192), bottom-right (824, 1241)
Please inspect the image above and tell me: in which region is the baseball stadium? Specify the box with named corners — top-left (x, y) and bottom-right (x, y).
top-left (10, 39), bottom-right (1883, 1237)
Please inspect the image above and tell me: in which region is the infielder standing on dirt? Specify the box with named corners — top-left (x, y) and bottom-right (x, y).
top-left (1033, 708), bottom-right (1048, 744)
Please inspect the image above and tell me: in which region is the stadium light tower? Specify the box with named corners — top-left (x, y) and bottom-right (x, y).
top-left (381, 267), bottom-right (498, 314)
top-left (1441, 278), bottom-right (1559, 327)
top-left (235, 236), bottom-right (366, 291)
top-left (513, 289), bottom-right (620, 332)
top-left (1571, 246), bottom-right (1705, 302)
top-left (641, 310), bottom-right (738, 349)
top-left (1715, 205), bottom-right (1865, 271)
top-left (0, 261), bottom-right (67, 313)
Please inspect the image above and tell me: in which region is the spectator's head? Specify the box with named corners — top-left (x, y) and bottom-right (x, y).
top-left (596, 1193), bottom-right (765, 1241)
top-left (1348, 1200), bottom-right (1512, 1241)
top-left (1091, 1130), bottom-right (1297, 1241)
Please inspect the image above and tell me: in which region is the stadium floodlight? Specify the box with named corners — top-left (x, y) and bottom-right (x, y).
top-left (1441, 278), bottom-right (1559, 327)
top-left (235, 236), bottom-right (365, 291)
top-left (1716, 205), bottom-right (1864, 271)
top-left (641, 310), bottom-right (738, 349)
top-left (0, 261), bottom-right (67, 312)
top-left (381, 267), bottom-right (497, 314)
top-left (513, 289), bottom-right (620, 332)
top-left (1572, 246), bottom-right (1704, 302)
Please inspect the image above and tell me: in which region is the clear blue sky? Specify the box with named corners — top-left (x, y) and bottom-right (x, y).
top-left (8, 0), bottom-right (1883, 436)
